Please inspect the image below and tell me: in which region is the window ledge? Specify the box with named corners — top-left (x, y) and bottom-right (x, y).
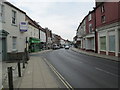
top-left (11, 24), bottom-right (17, 27)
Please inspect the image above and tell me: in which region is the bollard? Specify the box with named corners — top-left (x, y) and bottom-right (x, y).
top-left (23, 61), bottom-right (25, 68)
top-left (22, 56), bottom-right (25, 68)
top-left (18, 62), bottom-right (21, 77)
top-left (8, 67), bottom-right (14, 90)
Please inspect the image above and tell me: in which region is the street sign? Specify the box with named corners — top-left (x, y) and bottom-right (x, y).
top-left (20, 22), bottom-right (28, 32)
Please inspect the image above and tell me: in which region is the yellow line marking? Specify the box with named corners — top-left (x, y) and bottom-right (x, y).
top-left (43, 58), bottom-right (74, 90)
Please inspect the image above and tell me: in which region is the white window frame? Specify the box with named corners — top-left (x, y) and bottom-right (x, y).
top-left (101, 15), bottom-right (105, 23)
top-left (0, 4), bottom-right (4, 22)
top-left (89, 24), bottom-right (92, 33)
top-left (12, 10), bottom-right (17, 25)
top-left (12, 37), bottom-right (17, 50)
top-left (101, 5), bottom-right (105, 13)
top-left (88, 14), bottom-right (92, 21)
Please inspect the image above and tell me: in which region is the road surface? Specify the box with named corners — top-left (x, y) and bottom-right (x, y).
top-left (32, 48), bottom-right (119, 88)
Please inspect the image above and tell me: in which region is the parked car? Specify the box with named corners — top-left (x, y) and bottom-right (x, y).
top-left (52, 44), bottom-right (60, 50)
top-left (65, 45), bottom-right (70, 49)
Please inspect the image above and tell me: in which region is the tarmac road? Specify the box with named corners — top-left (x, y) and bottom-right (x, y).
top-left (37, 48), bottom-right (119, 88)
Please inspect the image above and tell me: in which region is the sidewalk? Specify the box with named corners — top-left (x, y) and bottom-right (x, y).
top-left (18, 53), bottom-right (64, 88)
top-left (71, 48), bottom-right (119, 62)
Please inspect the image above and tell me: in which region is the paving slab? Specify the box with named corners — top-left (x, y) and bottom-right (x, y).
top-left (19, 54), bottom-right (64, 88)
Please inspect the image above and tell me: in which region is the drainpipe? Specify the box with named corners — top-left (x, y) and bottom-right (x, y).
top-left (94, 8), bottom-right (98, 53)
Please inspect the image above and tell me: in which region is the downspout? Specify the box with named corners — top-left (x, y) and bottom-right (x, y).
top-left (94, 8), bottom-right (98, 53)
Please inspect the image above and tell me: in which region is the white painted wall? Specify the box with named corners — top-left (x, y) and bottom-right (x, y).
top-left (27, 24), bottom-right (39, 39)
top-left (40, 30), bottom-right (46, 42)
top-left (2, 3), bottom-right (26, 53)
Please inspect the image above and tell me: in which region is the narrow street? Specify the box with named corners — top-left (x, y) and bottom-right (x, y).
top-left (34, 48), bottom-right (119, 88)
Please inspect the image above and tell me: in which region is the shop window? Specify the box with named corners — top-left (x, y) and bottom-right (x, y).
top-left (109, 35), bottom-right (115, 51)
top-left (100, 36), bottom-right (106, 50)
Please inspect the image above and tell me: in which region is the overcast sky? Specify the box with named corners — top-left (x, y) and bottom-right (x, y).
top-left (8, 0), bottom-right (95, 41)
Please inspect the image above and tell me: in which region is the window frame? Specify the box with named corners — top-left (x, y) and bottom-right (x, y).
top-left (12, 37), bottom-right (17, 50)
top-left (101, 15), bottom-right (105, 23)
top-left (100, 36), bottom-right (106, 51)
top-left (101, 5), bottom-right (105, 13)
top-left (12, 10), bottom-right (17, 25)
top-left (88, 14), bottom-right (92, 21)
top-left (89, 24), bottom-right (92, 33)
top-left (0, 4), bottom-right (4, 22)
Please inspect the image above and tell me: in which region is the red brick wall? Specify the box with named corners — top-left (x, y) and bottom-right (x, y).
top-left (100, 51), bottom-right (106, 55)
top-left (86, 12), bottom-right (96, 34)
top-left (108, 52), bottom-right (115, 56)
top-left (96, 2), bottom-right (119, 28)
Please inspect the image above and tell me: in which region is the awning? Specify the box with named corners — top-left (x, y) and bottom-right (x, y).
top-left (29, 37), bottom-right (40, 43)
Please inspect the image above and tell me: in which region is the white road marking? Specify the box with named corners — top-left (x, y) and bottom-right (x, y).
top-left (95, 67), bottom-right (118, 77)
top-left (43, 58), bottom-right (74, 90)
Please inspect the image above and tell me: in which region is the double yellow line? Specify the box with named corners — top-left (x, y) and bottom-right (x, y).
top-left (43, 58), bottom-right (74, 90)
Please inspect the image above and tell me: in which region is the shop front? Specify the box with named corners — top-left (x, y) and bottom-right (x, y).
top-left (29, 37), bottom-right (41, 52)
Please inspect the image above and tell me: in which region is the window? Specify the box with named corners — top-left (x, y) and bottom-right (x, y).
top-left (109, 35), bottom-right (115, 51)
top-left (101, 15), bottom-right (105, 23)
top-left (12, 37), bottom-right (17, 49)
top-left (89, 24), bottom-right (92, 33)
top-left (0, 4), bottom-right (4, 22)
top-left (101, 5), bottom-right (105, 13)
top-left (100, 36), bottom-right (106, 50)
top-left (12, 10), bottom-right (16, 24)
top-left (118, 29), bottom-right (120, 52)
top-left (88, 14), bottom-right (92, 21)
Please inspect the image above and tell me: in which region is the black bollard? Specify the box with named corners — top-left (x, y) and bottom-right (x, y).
top-left (18, 62), bottom-right (21, 77)
top-left (23, 61), bottom-right (25, 68)
top-left (8, 67), bottom-right (14, 90)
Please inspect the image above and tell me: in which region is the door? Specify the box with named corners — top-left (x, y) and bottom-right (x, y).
top-left (2, 37), bottom-right (7, 61)
top-left (0, 37), bottom-right (2, 61)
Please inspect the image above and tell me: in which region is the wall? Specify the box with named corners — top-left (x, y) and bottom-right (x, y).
top-left (96, 2), bottom-right (119, 28)
top-left (40, 30), bottom-right (46, 42)
top-left (2, 3), bottom-right (26, 53)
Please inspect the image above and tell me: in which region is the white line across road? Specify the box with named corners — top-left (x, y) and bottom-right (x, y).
top-left (43, 58), bottom-right (74, 90)
top-left (95, 67), bottom-right (118, 77)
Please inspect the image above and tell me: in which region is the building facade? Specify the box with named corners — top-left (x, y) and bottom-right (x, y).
top-left (25, 15), bottom-right (40, 52)
top-left (1, 2), bottom-right (27, 61)
top-left (75, 2), bottom-right (120, 57)
top-left (96, 2), bottom-right (120, 57)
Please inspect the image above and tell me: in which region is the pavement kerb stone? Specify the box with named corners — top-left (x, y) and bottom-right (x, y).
top-left (71, 48), bottom-right (119, 62)
top-left (30, 49), bottom-right (53, 55)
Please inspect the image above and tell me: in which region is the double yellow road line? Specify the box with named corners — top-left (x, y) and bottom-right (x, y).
top-left (43, 58), bottom-right (74, 90)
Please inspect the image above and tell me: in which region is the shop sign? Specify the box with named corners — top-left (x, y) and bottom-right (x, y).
top-left (20, 22), bottom-right (28, 32)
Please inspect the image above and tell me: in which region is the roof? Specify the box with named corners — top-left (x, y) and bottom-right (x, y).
top-left (4, 2), bottom-right (26, 14)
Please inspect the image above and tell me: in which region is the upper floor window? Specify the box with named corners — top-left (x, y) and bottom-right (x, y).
top-left (101, 15), bottom-right (105, 23)
top-left (12, 10), bottom-right (17, 24)
top-left (0, 4), bottom-right (4, 22)
top-left (101, 5), bottom-right (105, 13)
top-left (89, 24), bottom-right (92, 33)
top-left (88, 14), bottom-right (92, 21)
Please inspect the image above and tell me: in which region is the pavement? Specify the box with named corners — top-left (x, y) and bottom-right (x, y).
top-left (17, 51), bottom-right (65, 88)
top-left (71, 48), bottom-right (119, 62)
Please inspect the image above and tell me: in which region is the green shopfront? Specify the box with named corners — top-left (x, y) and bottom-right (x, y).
top-left (29, 37), bottom-right (41, 52)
